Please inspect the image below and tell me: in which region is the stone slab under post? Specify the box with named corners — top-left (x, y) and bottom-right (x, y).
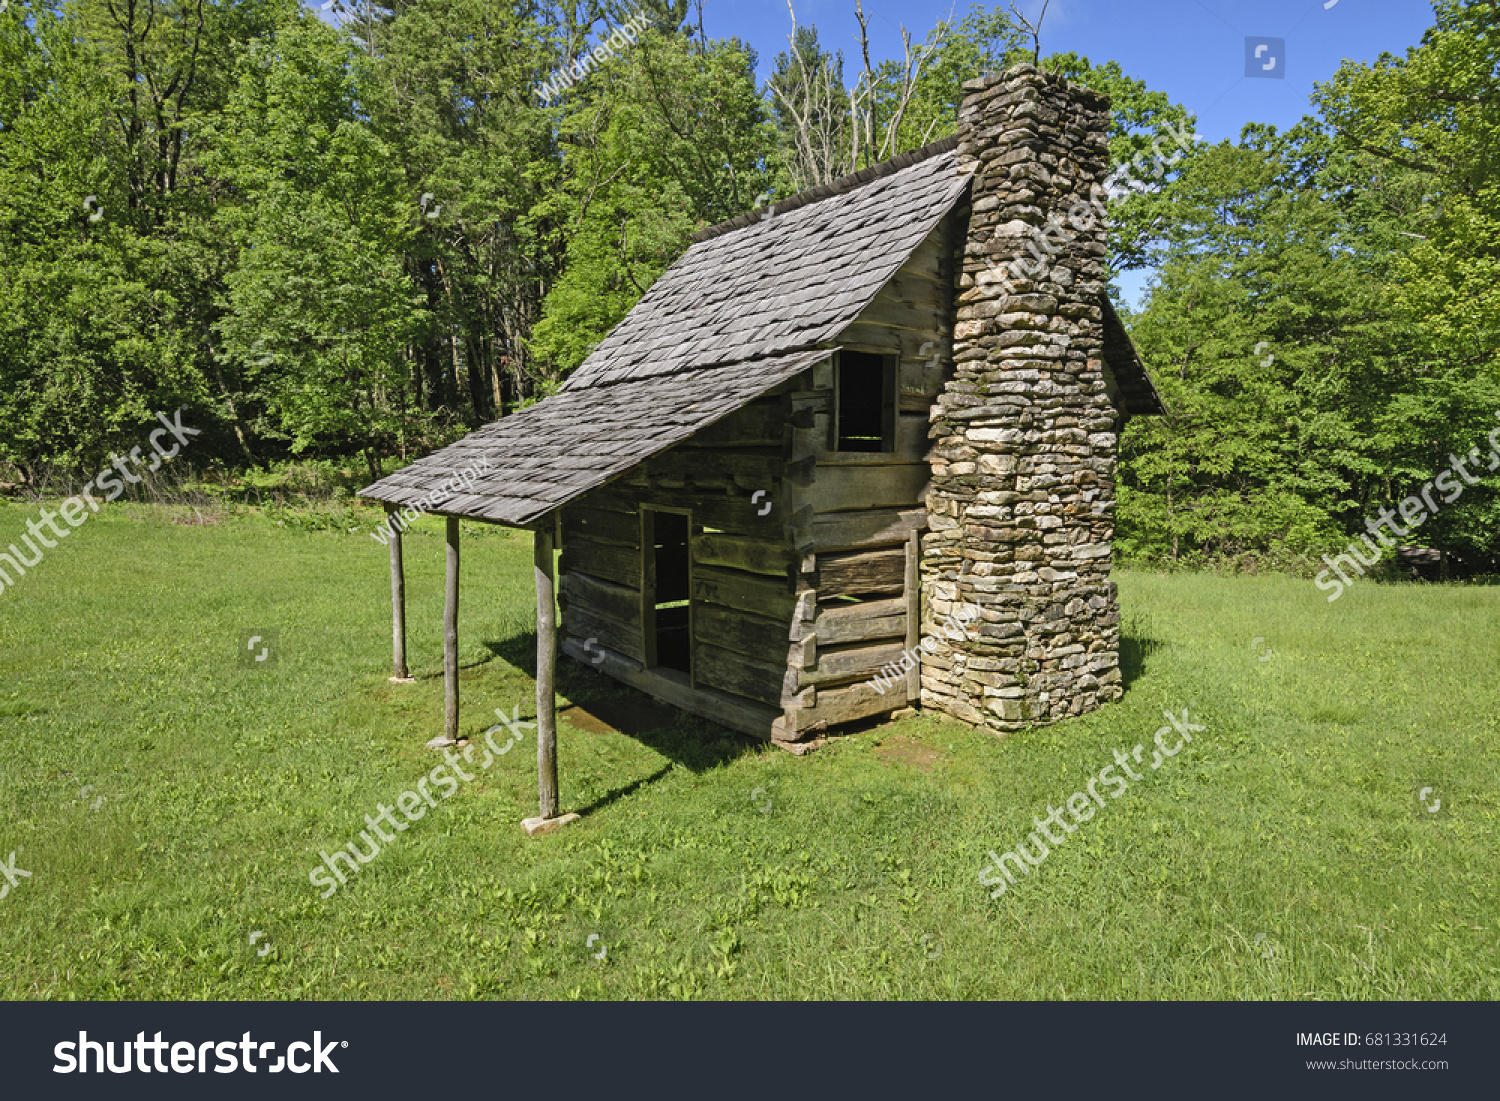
top-left (521, 813), bottom-right (579, 837)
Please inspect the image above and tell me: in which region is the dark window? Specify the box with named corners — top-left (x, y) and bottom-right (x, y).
top-left (647, 510), bottom-right (691, 675)
top-left (833, 351), bottom-right (895, 452)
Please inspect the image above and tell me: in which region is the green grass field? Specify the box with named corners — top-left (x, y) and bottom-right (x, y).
top-left (0, 500), bottom-right (1496, 1000)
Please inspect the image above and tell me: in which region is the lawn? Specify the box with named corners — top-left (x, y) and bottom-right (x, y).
top-left (0, 500), bottom-right (1496, 1000)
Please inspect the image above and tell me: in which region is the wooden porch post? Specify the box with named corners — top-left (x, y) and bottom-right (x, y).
top-left (443, 516), bottom-right (460, 744)
top-left (535, 525), bottom-right (559, 820)
top-left (386, 505), bottom-right (412, 683)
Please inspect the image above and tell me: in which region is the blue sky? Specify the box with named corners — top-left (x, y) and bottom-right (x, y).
top-left (705, 0), bottom-right (1439, 144)
top-left (710, 0), bottom-right (1440, 304)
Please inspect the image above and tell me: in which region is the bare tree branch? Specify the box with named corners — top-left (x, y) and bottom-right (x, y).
top-left (1009, 0), bottom-right (1050, 66)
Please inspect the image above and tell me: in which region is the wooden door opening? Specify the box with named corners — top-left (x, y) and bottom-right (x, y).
top-left (644, 509), bottom-right (692, 676)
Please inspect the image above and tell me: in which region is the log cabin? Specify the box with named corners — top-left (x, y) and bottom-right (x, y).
top-left (360, 65), bottom-right (1164, 782)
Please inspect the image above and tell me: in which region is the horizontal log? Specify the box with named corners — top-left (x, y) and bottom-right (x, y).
top-left (694, 639), bottom-right (793, 709)
top-left (817, 547), bottom-right (907, 600)
top-left (813, 597), bottom-right (906, 645)
top-left (561, 637), bottom-right (780, 740)
top-left (810, 508), bottom-right (927, 553)
top-left (781, 677), bottom-right (906, 733)
top-left (802, 464), bottom-right (931, 513)
top-left (875, 270), bottom-right (946, 311)
top-left (694, 532), bottom-right (795, 577)
top-left (692, 564), bottom-right (795, 620)
top-left (560, 537), bottom-right (639, 588)
top-left (693, 603), bottom-right (793, 662)
top-left (903, 227), bottom-right (949, 281)
top-left (815, 415), bottom-right (933, 466)
top-left (580, 483), bottom-right (782, 538)
top-left (562, 505), bottom-right (639, 548)
top-left (851, 292), bottom-right (946, 336)
top-left (560, 570), bottom-right (640, 624)
top-left (683, 399), bottom-right (786, 448)
top-left (626, 448), bottom-right (782, 491)
top-left (801, 640), bottom-right (908, 688)
top-left (561, 603), bottom-right (644, 664)
top-left (836, 321), bottom-right (942, 354)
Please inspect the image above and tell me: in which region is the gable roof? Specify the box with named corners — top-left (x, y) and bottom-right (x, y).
top-left (360, 139), bottom-right (972, 526)
top-left (359, 135), bottom-right (1163, 526)
top-left (564, 137), bottom-right (970, 390)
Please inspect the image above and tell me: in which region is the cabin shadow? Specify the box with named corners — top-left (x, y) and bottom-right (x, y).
top-left (1119, 628), bottom-right (1163, 691)
top-left (481, 634), bottom-right (759, 774)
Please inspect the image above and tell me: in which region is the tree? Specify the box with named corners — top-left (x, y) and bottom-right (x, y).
top-left (529, 14), bottom-right (774, 377)
top-left (205, 17), bottom-right (423, 479)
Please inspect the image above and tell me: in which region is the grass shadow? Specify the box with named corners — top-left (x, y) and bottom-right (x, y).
top-left (574, 764), bottom-right (674, 819)
top-left (481, 633), bottom-right (761, 775)
top-left (1120, 626), bottom-right (1163, 691)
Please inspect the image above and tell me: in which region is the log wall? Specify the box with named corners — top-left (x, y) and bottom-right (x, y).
top-left (558, 212), bottom-right (963, 743)
top-left (558, 394), bottom-right (803, 720)
top-left (776, 215), bottom-right (961, 738)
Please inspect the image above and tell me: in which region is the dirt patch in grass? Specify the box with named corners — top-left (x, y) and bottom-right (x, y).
top-left (873, 734), bottom-right (942, 773)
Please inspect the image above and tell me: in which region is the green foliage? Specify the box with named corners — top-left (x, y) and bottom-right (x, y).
top-left (531, 23), bottom-right (774, 374)
top-left (1122, 0), bottom-right (1500, 567)
top-left (0, 0), bottom-right (1496, 571)
top-left (205, 18), bottom-right (423, 478)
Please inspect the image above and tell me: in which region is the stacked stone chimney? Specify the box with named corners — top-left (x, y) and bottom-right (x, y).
top-left (920, 65), bottom-right (1123, 733)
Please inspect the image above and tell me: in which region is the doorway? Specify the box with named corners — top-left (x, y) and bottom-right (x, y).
top-left (644, 509), bottom-right (692, 676)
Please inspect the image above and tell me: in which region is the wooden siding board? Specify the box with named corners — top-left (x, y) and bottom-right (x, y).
top-left (562, 637), bottom-right (780, 739)
top-left (816, 547), bottom-right (908, 600)
top-left (692, 565), bottom-right (796, 620)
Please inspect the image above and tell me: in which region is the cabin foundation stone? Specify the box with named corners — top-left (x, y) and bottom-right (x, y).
top-left (921, 66), bottom-right (1124, 734)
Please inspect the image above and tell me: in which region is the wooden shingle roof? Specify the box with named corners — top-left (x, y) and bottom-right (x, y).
top-left (359, 135), bottom-right (1160, 526)
top-left (360, 140), bottom-right (971, 526)
top-left (359, 348), bottom-right (831, 528)
top-left (565, 138), bottom-right (970, 390)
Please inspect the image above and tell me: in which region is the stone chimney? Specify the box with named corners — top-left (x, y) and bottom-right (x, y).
top-left (921, 65), bottom-right (1123, 732)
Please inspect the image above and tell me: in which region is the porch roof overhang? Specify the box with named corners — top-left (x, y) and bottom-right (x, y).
top-left (358, 346), bottom-right (833, 528)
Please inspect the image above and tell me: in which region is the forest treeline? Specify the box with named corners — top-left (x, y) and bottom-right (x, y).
top-left (0, 0), bottom-right (1495, 568)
